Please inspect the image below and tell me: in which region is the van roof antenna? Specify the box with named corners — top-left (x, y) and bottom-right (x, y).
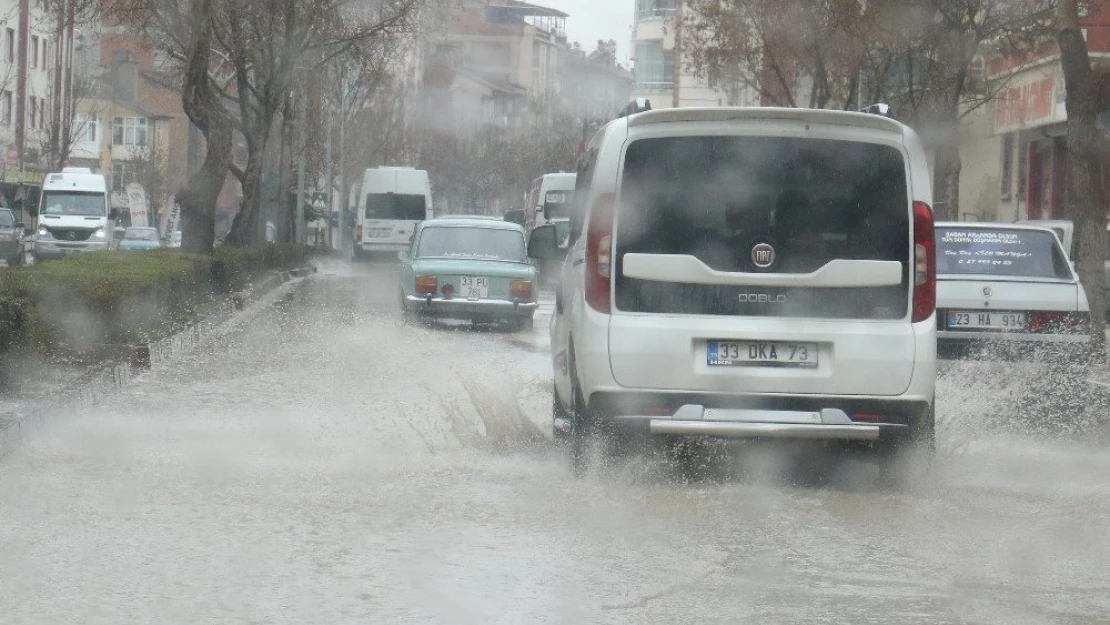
top-left (860, 103), bottom-right (894, 118)
top-left (617, 98), bottom-right (652, 119)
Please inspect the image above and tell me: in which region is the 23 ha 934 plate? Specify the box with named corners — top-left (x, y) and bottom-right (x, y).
top-left (708, 340), bottom-right (819, 368)
top-left (947, 311), bottom-right (1027, 330)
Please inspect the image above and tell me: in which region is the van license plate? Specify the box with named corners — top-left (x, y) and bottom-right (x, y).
top-left (708, 341), bottom-right (818, 368)
top-left (369, 228), bottom-right (392, 238)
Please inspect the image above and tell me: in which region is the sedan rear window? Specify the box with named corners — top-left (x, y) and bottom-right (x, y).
top-left (416, 226), bottom-right (525, 261)
top-left (937, 228), bottom-right (1072, 279)
top-left (0, 210), bottom-right (13, 227)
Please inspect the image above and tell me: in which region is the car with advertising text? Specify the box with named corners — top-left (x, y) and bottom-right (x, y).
top-left (935, 222), bottom-right (1090, 358)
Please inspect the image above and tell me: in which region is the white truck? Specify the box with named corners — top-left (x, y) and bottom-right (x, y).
top-left (33, 167), bottom-right (114, 261)
top-left (354, 166), bottom-right (433, 257)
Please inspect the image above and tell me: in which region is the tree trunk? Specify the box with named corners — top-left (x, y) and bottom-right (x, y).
top-left (931, 105), bottom-right (962, 221)
top-left (225, 141), bottom-right (266, 245)
top-left (1058, 0), bottom-right (1108, 357)
top-left (176, 0), bottom-right (231, 254)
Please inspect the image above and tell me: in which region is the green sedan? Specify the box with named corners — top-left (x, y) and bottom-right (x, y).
top-left (398, 217), bottom-right (538, 329)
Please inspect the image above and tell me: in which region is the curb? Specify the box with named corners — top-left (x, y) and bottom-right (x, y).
top-left (0, 265), bottom-right (315, 458)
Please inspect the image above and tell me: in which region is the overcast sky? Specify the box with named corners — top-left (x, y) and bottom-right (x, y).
top-left (540, 0), bottom-right (635, 65)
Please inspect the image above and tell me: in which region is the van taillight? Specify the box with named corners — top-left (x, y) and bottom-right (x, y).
top-left (586, 193), bottom-right (615, 313)
top-left (912, 201), bottom-right (936, 323)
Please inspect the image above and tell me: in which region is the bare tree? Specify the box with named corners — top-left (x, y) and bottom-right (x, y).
top-left (1057, 0), bottom-right (1107, 355)
top-left (212, 0), bottom-right (422, 245)
top-left (684, 0), bottom-right (1053, 221)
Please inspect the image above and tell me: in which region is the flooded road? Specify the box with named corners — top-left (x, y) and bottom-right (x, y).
top-left (2, 259), bottom-right (1109, 624)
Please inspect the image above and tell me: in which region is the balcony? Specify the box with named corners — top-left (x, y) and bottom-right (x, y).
top-left (638, 8), bottom-right (676, 19)
top-left (633, 81), bottom-right (674, 94)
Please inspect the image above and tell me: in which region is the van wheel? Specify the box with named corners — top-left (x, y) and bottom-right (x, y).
top-left (568, 347), bottom-right (595, 476)
top-left (878, 403), bottom-right (935, 488)
top-left (552, 385), bottom-right (571, 446)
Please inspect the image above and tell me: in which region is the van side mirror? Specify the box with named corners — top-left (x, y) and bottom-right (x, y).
top-left (527, 224), bottom-right (559, 260)
top-left (503, 209), bottom-right (527, 226)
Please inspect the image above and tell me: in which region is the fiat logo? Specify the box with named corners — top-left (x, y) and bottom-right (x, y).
top-left (751, 242), bottom-right (775, 269)
top-left (982, 286), bottom-right (993, 298)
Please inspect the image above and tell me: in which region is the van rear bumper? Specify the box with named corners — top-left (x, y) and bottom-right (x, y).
top-left (589, 393), bottom-right (929, 442)
top-left (361, 241), bottom-right (408, 252)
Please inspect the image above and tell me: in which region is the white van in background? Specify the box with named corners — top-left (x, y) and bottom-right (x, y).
top-left (355, 167), bottom-right (433, 256)
top-left (33, 167), bottom-right (114, 261)
top-left (525, 172), bottom-right (576, 236)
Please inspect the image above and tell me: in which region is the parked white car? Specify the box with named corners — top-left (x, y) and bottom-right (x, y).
top-left (936, 222), bottom-right (1090, 357)
top-left (532, 105), bottom-right (938, 476)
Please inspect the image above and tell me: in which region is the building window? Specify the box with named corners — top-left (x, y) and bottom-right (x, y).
top-left (112, 117), bottom-right (148, 147)
top-left (634, 41), bottom-right (673, 89)
top-left (5, 29), bottom-right (14, 63)
top-left (1000, 134), bottom-right (1014, 200)
top-left (42, 39), bottom-right (48, 71)
top-left (30, 36), bottom-right (38, 68)
top-left (28, 96), bottom-right (36, 129)
top-left (111, 162), bottom-right (135, 193)
top-left (74, 114), bottom-right (99, 146)
top-left (1, 92), bottom-right (11, 127)
top-left (40, 98), bottom-right (46, 129)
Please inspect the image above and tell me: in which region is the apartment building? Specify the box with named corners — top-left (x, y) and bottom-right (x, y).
top-left (0, 0), bottom-right (74, 223)
top-left (958, 3), bottom-right (1110, 223)
top-left (631, 0), bottom-right (757, 109)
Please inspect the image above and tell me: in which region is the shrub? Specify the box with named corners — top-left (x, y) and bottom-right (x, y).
top-left (0, 244), bottom-right (310, 356)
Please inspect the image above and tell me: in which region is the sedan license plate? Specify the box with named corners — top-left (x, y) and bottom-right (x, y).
top-left (708, 341), bottom-right (818, 368)
top-left (948, 311), bottom-right (1026, 330)
top-left (459, 276), bottom-right (489, 299)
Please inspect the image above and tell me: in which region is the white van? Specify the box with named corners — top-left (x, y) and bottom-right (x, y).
top-left (530, 106), bottom-right (937, 477)
top-left (356, 167), bottom-right (433, 255)
top-left (525, 173), bottom-right (576, 235)
top-left (34, 167), bottom-right (113, 260)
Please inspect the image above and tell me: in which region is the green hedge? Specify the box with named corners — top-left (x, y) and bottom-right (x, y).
top-left (0, 244), bottom-right (310, 354)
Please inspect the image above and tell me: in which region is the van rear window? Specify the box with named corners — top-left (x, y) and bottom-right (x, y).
top-left (366, 194), bottom-right (426, 220)
top-left (614, 135), bottom-right (910, 319)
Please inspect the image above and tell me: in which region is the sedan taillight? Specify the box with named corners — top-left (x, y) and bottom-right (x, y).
top-left (1030, 311), bottom-right (1090, 334)
top-left (510, 280), bottom-right (533, 301)
top-left (415, 275), bottom-right (437, 296)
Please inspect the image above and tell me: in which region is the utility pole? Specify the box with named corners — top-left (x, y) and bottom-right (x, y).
top-left (15, 0), bottom-right (29, 164)
top-left (295, 90), bottom-right (307, 245)
top-left (322, 63), bottom-right (333, 250)
top-left (337, 69), bottom-right (348, 252)
top-left (672, 0), bottom-right (683, 109)
top-left (50, 0), bottom-right (65, 169)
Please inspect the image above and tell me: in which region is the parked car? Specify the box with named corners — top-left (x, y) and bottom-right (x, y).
top-left (1018, 219), bottom-right (1110, 311)
top-left (118, 227), bottom-right (164, 251)
top-left (398, 217), bottom-right (538, 330)
top-left (535, 104), bottom-right (937, 476)
top-left (936, 222), bottom-right (1090, 358)
top-left (0, 207), bottom-right (25, 267)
